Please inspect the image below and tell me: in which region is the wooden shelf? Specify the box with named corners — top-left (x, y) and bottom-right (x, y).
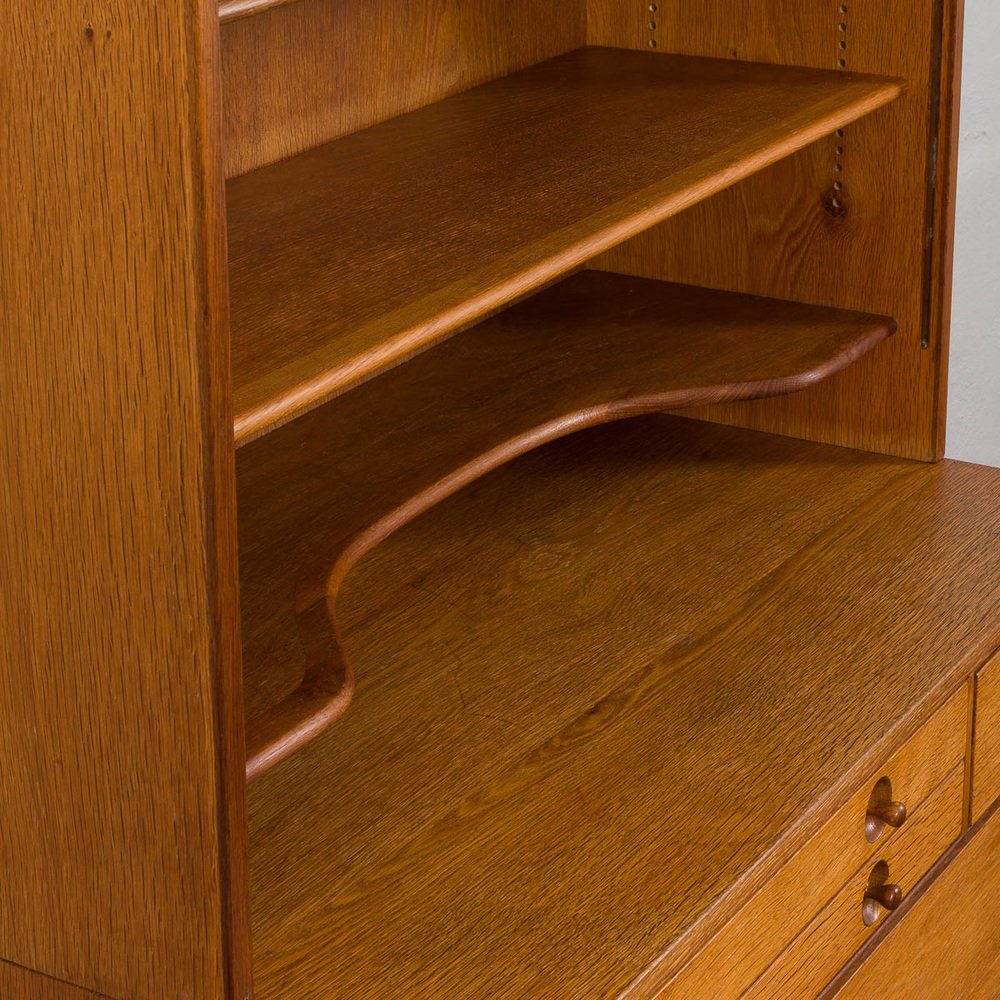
top-left (246, 415), bottom-right (1000, 999)
top-left (236, 269), bottom-right (894, 776)
top-left (227, 47), bottom-right (902, 444)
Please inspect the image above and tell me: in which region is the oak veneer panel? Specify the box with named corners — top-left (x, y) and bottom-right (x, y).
top-left (226, 48), bottom-right (901, 442)
top-left (236, 272), bottom-right (894, 774)
top-left (972, 651), bottom-right (1000, 822)
top-left (0, 1), bottom-right (248, 996)
top-left (220, 0), bottom-right (587, 177)
top-left (654, 691), bottom-right (967, 999)
top-left (247, 416), bottom-right (1000, 999)
top-left (828, 804), bottom-right (1000, 999)
top-left (590, 1), bottom-right (963, 460)
top-left (745, 765), bottom-right (964, 1000)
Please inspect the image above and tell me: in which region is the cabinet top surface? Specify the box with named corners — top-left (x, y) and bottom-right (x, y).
top-left (247, 416), bottom-right (1000, 999)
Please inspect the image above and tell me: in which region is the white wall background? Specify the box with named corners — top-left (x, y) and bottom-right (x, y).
top-left (946, 0), bottom-right (1000, 466)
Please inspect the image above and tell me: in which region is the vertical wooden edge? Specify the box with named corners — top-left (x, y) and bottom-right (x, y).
top-left (964, 672), bottom-right (977, 829)
top-left (969, 650), bottom-right (1000, 824)
top-left (927, 0), bottom-right (966, 458)
top-left (190, 0), bottom-right (252, 995)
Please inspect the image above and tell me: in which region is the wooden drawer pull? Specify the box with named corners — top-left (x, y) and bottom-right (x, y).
top-left (866, 777), bottom-right (907, 842)
top-left (863, 860), bottom-right (903, 926)
top-left (864, 882), bottom-right (903, 912)
top-left (866, 800), bottom-right (907, 829)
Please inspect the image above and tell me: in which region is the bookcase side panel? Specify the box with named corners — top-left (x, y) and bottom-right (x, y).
top-left (0, 1), bottom-right (247, 996)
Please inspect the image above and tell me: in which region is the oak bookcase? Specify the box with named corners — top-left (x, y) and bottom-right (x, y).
top-left (3, 1), bottom-right (999, 997)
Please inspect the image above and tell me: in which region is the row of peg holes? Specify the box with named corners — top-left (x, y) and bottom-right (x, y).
top-left (642, 5), bottom-right (850, 212)
top-left (644, 7), bottom-right (849, 65)
top-left (831, 5), bottom-right (849, 214)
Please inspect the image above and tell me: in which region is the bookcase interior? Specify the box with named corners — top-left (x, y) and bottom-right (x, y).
top-left (214, 0), bottom-right (959, 994)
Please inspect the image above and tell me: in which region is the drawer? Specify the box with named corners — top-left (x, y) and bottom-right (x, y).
top-left (972, 649), bottom-right (1000, 822)
top-left (657, 688), bottom-right (967, 999)
top-left (826, 799), bottom-right (1000, 999)
top-left (743, 761), bottom-right (964, 999)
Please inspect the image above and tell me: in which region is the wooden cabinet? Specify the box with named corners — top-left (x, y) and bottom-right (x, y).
top-left (3, 1), bottom-right (998, 997)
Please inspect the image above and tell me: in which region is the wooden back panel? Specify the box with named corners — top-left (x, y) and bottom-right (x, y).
top-left (589, 0), bottom-right (964, 460)
top-left (0, 1), bottom-right (249, 996)
top-left (220, 0), bottom-right (588, 177)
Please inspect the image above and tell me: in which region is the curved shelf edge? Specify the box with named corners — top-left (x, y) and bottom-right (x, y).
top-left (243, 277), bottom-right (895, 778)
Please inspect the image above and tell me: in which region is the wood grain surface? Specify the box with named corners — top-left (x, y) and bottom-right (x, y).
top-left (649, 691), bottom-right (967, 999)
top-left (226, 47), bottom-right (901, 443)
top-left (0, 1), bottom-right (248, 996)
top-left (827, 803), bottom-right (1000, 999)
top-left (236, 271), bottom-right (894, 775)
top-left (246, 416), bottom-right (1000, 999)
top-left (0, 960), bottom-right (112, 1000)
top-left (219, 0), bottom-right (587, 177)
top-left (972, 651), bottom-right (1000, 822)
top-left (590, 0), bottom-right (963, 461)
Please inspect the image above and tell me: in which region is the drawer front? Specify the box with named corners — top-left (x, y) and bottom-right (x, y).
top-left (972, 650), bottom-right (1000, 822)
top-left (743, 762), bottom-right (965, 999)
top-left (657, 688), bottom-right (968, 1000)
top-left (827, 801), bottom-right (1000, 999)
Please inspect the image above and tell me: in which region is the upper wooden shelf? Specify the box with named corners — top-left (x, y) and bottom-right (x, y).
top-left (246, 415), bottom-right (1000, 999)
top-left (227, 47), bottom-right (902, 445)
top-left (236, 269), bottom-right (894, 777)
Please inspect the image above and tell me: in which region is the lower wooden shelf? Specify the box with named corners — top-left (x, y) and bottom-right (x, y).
top-left (236, 270), bottom-right (894, 776)
top-left (245, 415), bottom-right (1000, 999)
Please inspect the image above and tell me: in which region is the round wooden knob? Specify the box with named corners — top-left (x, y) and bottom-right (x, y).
top-left (864, 882), bottom-right (903, 912)
top-left (866, 800), bottom-right (907, 829)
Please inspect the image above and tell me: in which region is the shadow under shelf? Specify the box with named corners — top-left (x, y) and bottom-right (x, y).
top-left (236, 269), bottom-right (895, 777)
